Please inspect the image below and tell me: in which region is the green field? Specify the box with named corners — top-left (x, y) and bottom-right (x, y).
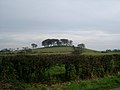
top-left (31, 46), bottom-right (120, 55)
top-left (32, 46), bottom-right (74, 54)
top-left (32, 46), bottom-right (97, 54)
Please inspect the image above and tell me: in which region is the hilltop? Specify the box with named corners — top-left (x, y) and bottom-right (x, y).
top-left (31, 46), bottom-right (99, 55)
top-left (31, 46), bottom-right (120, 55)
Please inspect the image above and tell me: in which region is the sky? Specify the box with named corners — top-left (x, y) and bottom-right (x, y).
top-left (0, 0), bottom-right (120, 50)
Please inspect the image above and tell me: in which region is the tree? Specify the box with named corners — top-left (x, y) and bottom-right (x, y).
top-left (60, 39), bottom-right (69, 46)
top-left (42, 39), bottom-right (73, 47)
top-left (69, 40), bottom-right (73, 46)
top-left (42, 39), bottom-right (52, 47)
top-left (51, 39), bottom-right (59, 46)
top-left (0, 48), bottom-right (10, 52)
top-left (77, 43), bottom-right (85, 48)
top-left (106, 49), bottom-right (111, 53)
top-left (31, 43), bottom-right (37, 49)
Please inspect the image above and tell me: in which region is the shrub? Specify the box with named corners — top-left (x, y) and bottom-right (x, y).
top-left (0, 54), bottom-right (120, 83)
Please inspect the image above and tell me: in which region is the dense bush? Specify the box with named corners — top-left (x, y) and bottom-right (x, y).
top-left (0, 54), bottom-right (120, 84)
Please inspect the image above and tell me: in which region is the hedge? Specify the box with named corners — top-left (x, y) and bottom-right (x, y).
top-left (0, 54), bottom-right (120, 83)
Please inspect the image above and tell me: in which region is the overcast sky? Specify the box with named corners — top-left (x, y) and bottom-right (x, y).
top-left (0, 0), bottom-right (120, 50)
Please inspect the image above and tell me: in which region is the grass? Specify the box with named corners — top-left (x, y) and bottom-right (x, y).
top-left (32, 46), bottom-right (74, 54)
top-left (83, 51), bottom-right (120, 55)
top-left (21, 76), bottom-right (120, 90)
top-left (1, 46), bottom-right (120, 55)
top-left (31, 46), bottom-right (120, 55)
top-left (31, 46), bottom-right (99, 55)
top-left (62, 76), bottom-right (120, 90)
top-left (46, 65), bottom-right (65, 76)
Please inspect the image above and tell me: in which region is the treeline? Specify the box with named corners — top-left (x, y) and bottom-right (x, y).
top-left (42, 39), bottom-right (73, 47)
top-left (0, 54), bottom-right (120, 84)
top-left (101, 49), bottom-right (120, 53)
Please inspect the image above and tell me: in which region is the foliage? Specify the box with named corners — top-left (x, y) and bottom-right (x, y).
top-left (0, 54), bottom-right (120, 85)
top-left (42, 39), bottom-right (72, 47)
top-left (31, 43), bottom-right (37, 49)
top-left (72, 47), bottom-right (84, 55)
top-left (77, 43), bottom-right (85, 48)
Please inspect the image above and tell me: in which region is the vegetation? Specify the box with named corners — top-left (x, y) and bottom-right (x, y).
top-left (1, 76), bottom-right (120, 90)
top-left (32, 46), bottom-right (74, 54)
top-left (20, 76), bottom-right (120, 90)
top-left (0, 39), bottom-right (120, 90)
top-left (31, 47), bottom-right (120, 55)
top-left (0, 54), bottom-right (120, 89)
top-left (0, 38), bottom-right (120, 55)
top-left (77, 43), bottom-right (85, 48)
top-left (31, 43), bottom-right (37, 49)
top-left (42, 39), bottom-right (73, 47)
top-left (1, 46), bottom-right (120, 56)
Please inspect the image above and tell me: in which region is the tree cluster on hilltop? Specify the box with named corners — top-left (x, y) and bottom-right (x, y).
top-left (42, 39), bottom-right (73, 47)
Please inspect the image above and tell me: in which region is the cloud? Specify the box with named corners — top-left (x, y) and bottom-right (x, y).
top-left (1, 0), bottom-right (120, 32)
top-left (0, 30), bottom-right (119, 50)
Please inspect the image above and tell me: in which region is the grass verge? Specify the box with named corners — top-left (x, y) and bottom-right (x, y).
top-left (20, 76), bottom-right (120, 90)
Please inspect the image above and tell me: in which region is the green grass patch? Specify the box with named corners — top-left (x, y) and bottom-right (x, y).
top-left (46, 65), bottom-right (65, 76)
top-left (21, 76), bottom-right (120, 90)
top-left (32, 47), bottom-right (74, 54)
top-left (62, 76), bottom-right (120, 90)
top-left (31, 47), bottom-right (120, 55)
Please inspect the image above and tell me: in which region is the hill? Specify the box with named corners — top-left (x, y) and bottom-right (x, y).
top-left (31, 46), bottom-right (120, 55)
top-left (31, 46), bottom-right (100, 55)
top-left (1, 46), bottom-right (119, 55)
top-left (32, 46), bottom-right (74, 54)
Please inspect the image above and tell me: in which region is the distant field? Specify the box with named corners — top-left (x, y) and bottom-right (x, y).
top-left (32, 46), bottom-right (74, 54)
top-left (83, 52), bottom-right (120, 55)
top-left (32, 46), bottom-right (120, 55)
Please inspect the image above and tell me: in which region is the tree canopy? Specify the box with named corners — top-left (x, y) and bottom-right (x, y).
top-left (78, 43), bottom-right (85, 48)
top-left (31, 43), bottom-right (37, 49)
top-left (42, 39), bottom-right (73, 47)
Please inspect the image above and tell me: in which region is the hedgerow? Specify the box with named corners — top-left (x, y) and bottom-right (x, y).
top-left (0, 54), bottom-right (120, 84)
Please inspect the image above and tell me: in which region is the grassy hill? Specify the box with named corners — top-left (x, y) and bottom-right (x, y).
top-left (32, 46), bottom-right (120, 55)
top-left (31, 46), bottom-right (100, 55)
top-left (1, 46), bottom-right (119, 55)
top-left (32, 46), bottom-right (74, 54)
